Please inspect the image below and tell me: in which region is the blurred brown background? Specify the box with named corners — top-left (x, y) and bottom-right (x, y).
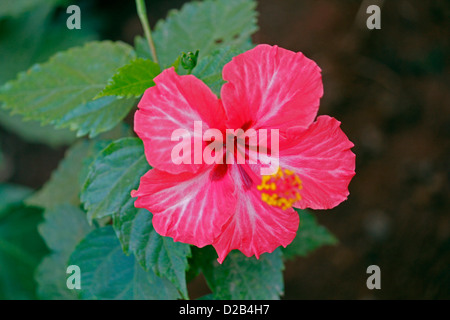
top-left (1, 0), bottom-right (449, 299)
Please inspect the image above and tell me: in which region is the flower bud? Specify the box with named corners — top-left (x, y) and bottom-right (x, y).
top-left (181, 50), bottom-right (199, 71)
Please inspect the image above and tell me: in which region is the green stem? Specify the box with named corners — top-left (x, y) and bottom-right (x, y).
top-left (136, 0), bottom-right (159, 65)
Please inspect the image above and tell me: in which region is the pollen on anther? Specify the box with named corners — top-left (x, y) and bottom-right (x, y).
top-left (257, 167), bottom-right (303, 210)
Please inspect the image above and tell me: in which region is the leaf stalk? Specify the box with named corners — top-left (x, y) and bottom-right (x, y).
top-left (136, 0), bottom-right (159, 65)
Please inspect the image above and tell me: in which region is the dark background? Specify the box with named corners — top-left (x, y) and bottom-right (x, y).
top-left (1, 0), bottom-right (449, 299)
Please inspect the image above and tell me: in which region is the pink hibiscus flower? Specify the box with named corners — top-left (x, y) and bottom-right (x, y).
top-left (132, 44), bottom-right (355, 263)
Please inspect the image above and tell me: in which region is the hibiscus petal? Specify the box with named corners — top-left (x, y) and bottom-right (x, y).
top-left (134, 67), bottom-right (226, 174)
top-left (133, 167), bottom-right (236, 247)
top-left (281, 116), bottom-right (356, 209)
top-left (212, 166), bottom-right (299, 263)
top-left (221, 44), bottom-right (323, 131)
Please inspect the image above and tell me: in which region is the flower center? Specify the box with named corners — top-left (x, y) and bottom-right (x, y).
top-left (257, 167), bottom-right (302, 210)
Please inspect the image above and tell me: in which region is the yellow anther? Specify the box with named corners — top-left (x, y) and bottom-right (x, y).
top-left (258, 167), bottom-right (303, 210)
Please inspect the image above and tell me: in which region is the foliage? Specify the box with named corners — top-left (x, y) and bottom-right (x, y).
top-left (69, 226), bottom-right (180, 300)
top-left (283, 209), bottom-right (338, 259)
top-left (0, 184), bottom-right (48, 299)
top-left (0, 41), bottom-right (136, 138)
top-left (96, 58), bottom-right (160, 99)
top-left (135, 0), bottom-right (257, 67)
top-left (113, 206), bottom-right (191, 299)
top-left (0, 3), bottom-right (96, 145)
top-left (35, 204), bottom-right (93, 299)
top-left (81, 138), bottom-right (150, 222)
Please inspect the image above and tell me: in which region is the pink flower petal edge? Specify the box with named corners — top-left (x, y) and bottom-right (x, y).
top-left (281, 116), bottom-right (356, 209)
top-left (133, 167), bottom-right (236, 247)
top-left (135, 67), bottom-right (226, 175)
top-left (222, 44), bottom-right (323, 131)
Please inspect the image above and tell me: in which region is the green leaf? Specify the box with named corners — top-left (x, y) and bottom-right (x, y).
top-left (282, 209), bottom-right (338, 260)
top-left (0, 0), bottom-right (63, 19)
top-left (35, 254), bottom-right (75, 300)
top-left (193, 47), bottom-right (243, 96)
top-left (57, 95), bottom-right (136, 138)
top-left (135, 0), bottom-right (257, 66)
top-left (35, 204), bottom-right (93, 299)
top-left (69, 226), bottom-right (180, 300)
top-left (0, 5), bottom-right (97, 146)
top-left (81, 138), bottom-right (150, 222)
top-left (203, 249), bottom-right (285, 300)
top-left (96, 58), bottom-right (160, 99)
top-left (113, 205), bottom-right (191, 299)
top-left (0, 110), bottom-right (77, 147)
top-left (0, 184), bottom-right (32, 214)
top-left (26, 140), bottom-right (105, 209)
top-left (0, 41), bottom-right (136, 137)
top-left (186, 245), bottom-right (218, 283)
top-left (0, 5), bottom-right (97, 86)
top-left (26, 123), bottom-right (131, 210)
top-left (0, 184), bottom-right (48, 299)
top-left (38, 204), bottom-right (93, 254)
